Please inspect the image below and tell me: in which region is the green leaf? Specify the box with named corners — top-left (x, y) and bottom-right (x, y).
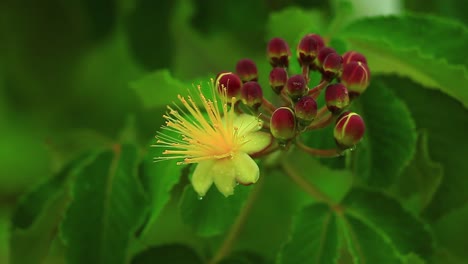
top-left (61, 144), bottom-right (148, 264)
top-left (9, 153), bottom-right (93, 264)
top-left (390, 131), bottom-right (443, 214)
top-left (339, 14), bottom-right (468, 107)
top-left (278, 204), bottom-right (339, 264)
top-left (179, 184), bottom-right (251, 237)
top-left (219, 251), bottom-right (268, 264)
top-left (278, 189), bottom-right (434, 263)
top-left (131, 69), bottom-right (186, 109)
top-left (266, 7), bottom-right (326, 46)
top-left (342, 189), bottom-right (434, 260)
top-left (131, 244), bottom-right (203, 264)
top-left (353, 80), bottom-right (417, 188)
top-left (381, 75), bottom-right (468, 220)
top-left (139, 141), bottom-right (185, 236)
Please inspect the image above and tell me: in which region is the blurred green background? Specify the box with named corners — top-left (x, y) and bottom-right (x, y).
top-left (0, 0), bottom-right (466, 263)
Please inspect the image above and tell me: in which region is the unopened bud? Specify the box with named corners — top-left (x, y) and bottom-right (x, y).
top-left (325, 83), bottom-right (349, 114)
top-left (241, 81), bottom-right (263, 110)
top-left (267, 38), bottom-right (291, 68)
top-left (269, 67), bottom-right (288, 94)
top-left (270, 107), bottom-right (296, 142)
top-left (342, 51), bottom-right (367, 65)
top-left (322, 53), bottom-right (343, 80)
top-left (236, 58), bottom-right (258, 82)
top-left (294, 96), bottom-right (317, 126)
top-left (215, 72), bottom-right (242, 98)
top-left (334, 112), bottom-right (365, 149)
top-left (341, 62), bottom-right (370, 98)
top-left (286, 74), bottom-right (307, 101)
top-left (316, 47), bottom-right (336, 68)
top-left (297, 34), bottom-right (325, 66)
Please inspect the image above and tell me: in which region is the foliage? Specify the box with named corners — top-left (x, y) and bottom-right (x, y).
top-left (0, 0), bottom-right (467, 263)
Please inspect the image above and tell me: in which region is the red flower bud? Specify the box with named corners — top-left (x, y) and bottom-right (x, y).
top-left (294, 96), bottom-right (317, 126)
top-left (269, 67), bottom-right (288, 94)
top-left (241, 81), bottom-right (263, 110)
top-left (322, 53), bottom-right (343, 80)
top-left (316, 47), bottom-right (336, 68)
top-left (215, 72), bottom-right (243, 98)
top-left (236, 58), bottom-right (258, 82)
top-left (342, 51), bottom-right (367, 65)
top-left (267, 37), bottom-right (291, 68)
top-left (334, 112), bottom-right (365, 149)
top-left (270, 107), bottom-right (296, 142)
top-left (286, 74), bottom-right (307, 101)
top-left (325, 83), bottom-right (349, 114)
top-left (297, 34), bottom-right (325, 66)
top-left (341, 61), bottom-right (370, 98)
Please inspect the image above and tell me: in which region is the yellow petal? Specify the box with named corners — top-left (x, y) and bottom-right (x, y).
top-left (239, 131), bottom-right (272, 155)
top-left (192, 160), bottom-right (215, 197)
top-left (211, 159), bottom-right (237, 197)
top-left (233, 114), bottom-right (263, 135)
top-left (232, 152), bottom-right (260, 185)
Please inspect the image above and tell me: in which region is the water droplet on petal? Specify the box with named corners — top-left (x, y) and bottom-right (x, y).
top-left (198, 196), bottom-right (204, 200)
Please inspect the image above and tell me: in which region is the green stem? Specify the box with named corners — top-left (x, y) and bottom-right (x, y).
top-left (208, 177), bottom-right (264, 264)
top-left (281, 160), bottom-right (337, 207)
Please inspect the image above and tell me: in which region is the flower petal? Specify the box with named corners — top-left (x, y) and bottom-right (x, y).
top-left (191, 160), bottom-right (215, 197)
top-left (239, 131), bottom-right (272, 155)
top-left (232, 152), bottom-right (260, 185)
top-left (233, 114), bottom-right (263, 135)
top-left (211, 159), bottom-right (237, 197)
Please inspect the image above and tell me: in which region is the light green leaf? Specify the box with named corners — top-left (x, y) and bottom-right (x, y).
top-left (278, 204), bottom-right (339, 264)
top-left (179, 184), bottom-right (251, 237)
top-left (61, 144), bottom-right (148, 264)
top-left (278, 189), bottom-right (434, 263)
top-left (131, 69), bottom-right (187, 109)
top-left (139, 140), bottom-right (185, 236)
top-left (382, 75), bottom-right (468, 220)
top-left (390, 131), bottom-right (443, 214)
top-left (353, 80), bottom-right (417, 188)
top-left (340, 14), bottom-right (468, 107)
top-left (131, 244), bottom-right (203, 264)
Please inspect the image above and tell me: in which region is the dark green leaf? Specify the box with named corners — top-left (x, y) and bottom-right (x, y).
top-left (340, 14), bottom-right (468, 107)
top-left (179, 184), bottom-right (251, 237)
top-left (61, 144), bottom-right (148, 264)
top-left (278, 189), bottom-right (433, 263)
top-left (131, 244), bottom-right (203, 264)
top-left (390, 131), bottom-right (443, 214)
top-left (382, 75), bottom-right (468, 220)
top-left (139, 141), bottom-right (185, 236)
top-left (219, 251), bottom-right (268, 264)
top-left (278, 204), bottom-right (339, 264)
top-left (342, 189), bottom-right (434, 260)
top-left (353, 81), bottom-right (417, 187)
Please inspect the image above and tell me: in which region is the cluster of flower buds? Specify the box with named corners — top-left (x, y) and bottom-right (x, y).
top-left (215, 33), bottom-right (371, 156)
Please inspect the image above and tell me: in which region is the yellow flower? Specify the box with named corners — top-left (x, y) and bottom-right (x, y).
top-left (154, 81), bottom-right (272, 197)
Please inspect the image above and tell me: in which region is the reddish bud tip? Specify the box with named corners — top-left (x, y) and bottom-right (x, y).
top-left (325, 83), bottom-right (349, 114)
top-left (267, 37), bottom-right (291, 68)
top-left (294, 96), bottom-right (317, 126)
top-left (342, 51), bottom-right (367, 65)
top-left (297, 34), bottom-right (325, 66)
top-left (341, 61), bottom-right (370, 98)
top-left (316, 47), bottom-right (336, 68)
top-left (269, 67), bottom-right (288, 94)
top-left (322, 53), bottom-right (343, 80)
top-left (286, 74), bottom-right (307, 101)
top-left (236, 58), bottom-right (258, 82)
top-left (334, 112), bottom-right (365, 149)
top-left (241, 81), bottom-right (263, 110)
top-left (270, 107), bottom-right (297, 142)
top-left (215, 72), bottom-right (243, 98)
